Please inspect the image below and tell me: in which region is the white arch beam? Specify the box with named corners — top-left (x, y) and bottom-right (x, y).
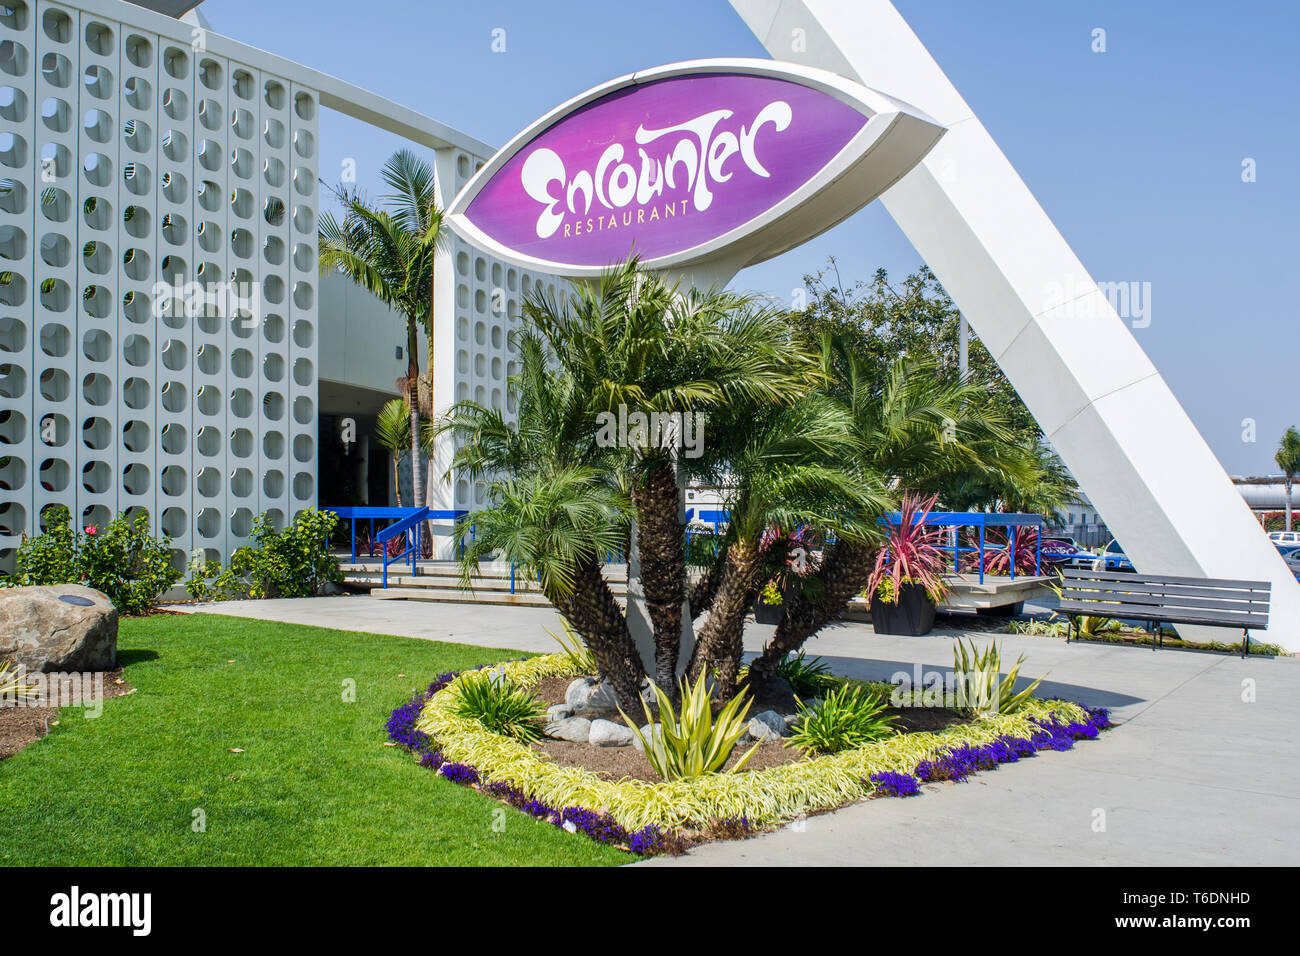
top-left (729, 0), bottom-right (1300, 648)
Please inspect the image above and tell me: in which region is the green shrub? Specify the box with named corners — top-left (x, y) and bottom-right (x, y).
top-left (787, 683), bottom-right (896, 755)
top-left (623, 673), bottom-right (759, 781)
top-left (77, 511), bottom-right (181, 615)
top-left (220, 509), bottom-right (343, 599)
top-left (451, 671), bottom-right (546, 742)
top-left (774, 651), bottom-right (834, 697)
top-left (951, 639), bottom-right (1046, 718)
top-left (6, 506), bottom-right (179, 615)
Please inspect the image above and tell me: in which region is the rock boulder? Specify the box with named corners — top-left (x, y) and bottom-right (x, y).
top-left (0, 585), bottom-right (118, 672)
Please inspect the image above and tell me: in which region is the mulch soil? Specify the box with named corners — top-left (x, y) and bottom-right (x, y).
top-left (0, 666), bottom-right (133, 761)
top-left (522, 674), bottom-right (968, 783)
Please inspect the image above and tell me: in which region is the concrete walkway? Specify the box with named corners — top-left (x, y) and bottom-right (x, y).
top-left (172, 596), bottom-right (1300, 865)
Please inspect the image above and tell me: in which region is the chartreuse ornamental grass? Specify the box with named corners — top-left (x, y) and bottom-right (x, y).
top-left (0, 614), bottom-right (624, 866)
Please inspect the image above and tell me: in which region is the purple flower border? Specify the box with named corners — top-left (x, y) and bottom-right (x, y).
top-left (386, 670), bottom-right (1111, 857)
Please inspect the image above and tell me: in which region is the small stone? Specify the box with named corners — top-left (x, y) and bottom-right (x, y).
top-left (544, 717), bottom-right (591, 742)
top-left (746, 715), bottom-right (783, 744)
top-left (588, 718), bottom-right (635, 748)
top-left (751, 710), bottom-right (787, 736)
top-left (545, 704), bottom-right (573, 722)
top-left (564, 677), bottom-right (601, 709)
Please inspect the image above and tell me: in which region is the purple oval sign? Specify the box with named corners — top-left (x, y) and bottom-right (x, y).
top-left (448, 60), bottom-right (945, 276)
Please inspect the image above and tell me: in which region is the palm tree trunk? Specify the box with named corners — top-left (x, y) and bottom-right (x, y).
top-left (746, 540), bottom-right (874, 696)
top-left (406, 321), bottom-right (423, 509)
top-left (1286, 477), bottom-right (1293, 532)
top-left (687, 541), bottom-right (760, 698)
top-left (630, 461), bottom-right (687, 693)
top-left (551, 555), bottom-right (647, 712)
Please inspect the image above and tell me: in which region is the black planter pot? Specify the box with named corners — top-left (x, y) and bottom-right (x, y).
top-left (870, 583), bottom-right (937, 636)
top-left (753, 599), bottom-right (784, 624)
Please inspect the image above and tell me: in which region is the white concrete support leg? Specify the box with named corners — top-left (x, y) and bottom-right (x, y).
top-left (730, 0), bottom-right (1300, 649)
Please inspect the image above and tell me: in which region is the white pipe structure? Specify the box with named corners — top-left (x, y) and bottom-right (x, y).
top-left (729, 0), bottom-right (1300, 649)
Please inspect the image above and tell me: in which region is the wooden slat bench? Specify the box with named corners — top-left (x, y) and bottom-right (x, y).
top-left (1058, 570), bottom-right (1270, 657)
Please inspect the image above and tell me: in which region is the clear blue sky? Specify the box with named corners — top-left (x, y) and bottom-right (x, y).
top-left (205, 0), bottom-right (1299, 476)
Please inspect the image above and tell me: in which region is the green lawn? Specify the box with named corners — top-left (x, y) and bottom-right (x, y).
top-left (0, 613), bottom-right (625, 866)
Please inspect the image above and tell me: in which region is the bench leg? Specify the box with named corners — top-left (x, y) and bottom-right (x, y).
top-left (1242, 629), bottom-right (1248, 659)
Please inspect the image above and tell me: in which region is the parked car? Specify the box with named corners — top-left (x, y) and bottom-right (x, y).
top-left (1093, 538), bottom-right (1134, 572)
top-left (1277, 544), bottom-right (1300, 581)
top-left (1040, 534), bottom-right (1094, 570)
top-left (1268, 530), bottom-right (1300, 547)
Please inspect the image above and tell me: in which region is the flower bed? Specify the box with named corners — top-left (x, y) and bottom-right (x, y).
top-left (389, 654), bottom-right (1111, 856)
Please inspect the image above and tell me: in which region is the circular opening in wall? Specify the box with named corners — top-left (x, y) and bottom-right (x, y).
top-left (230, 467), bottom-right (252, 497)
top-left (230, 107), bottom-right (253, 139)
top-left (293, 396), bottom-right (313, 425)
top-left (230, 227), bottom-right (253, 258)
top-left (293, 472), bottom-right (314, 501)
top-left (0, 452), bottom-right (23, 491)
top-left (81, 460), bottom-right (110, 494)
top-left (0, 130), bottom-right (28, 168)
top-left (294, 91), bottom-right (315, 121)
top-left (198, 97), bottom-right (220, 131)
top-left (83, 63), bottom-right (112, 98)
top-left (41, 322), bottom-right (70, 357)
top-left (230, 347), bottom-right (252, 378)
top-left (123, 203), bottom-right (149, 237)
top-left (0, 409), bottom-right (26, 445)
top-left (160, 422), bottom-right (185, 455)
top-left (40, 277), bottom-right (70, 313)
top-left (263, 470), bottom-right (284, 498)
top-left (38, 367), bottom-right (68, 402)
top-left (292, 320), bottom-right (313, 349)
top-left (0, 504), bottom-right (21, 538)
top-left (293, 433), bottom-right (313, 463)
top-left (82, 417), bottom-right (110, 450)
top-left (42, 8), bottom-right (71, 43)
top-left (41, 51), bottom-right (71, 88)
top-left (37, 412), bottom-right (68, 447)
top-left (122, 290), bottom-right (151, 324)
top-left (160, 465), bottom-right (187, 497)
top-left (229, 387), bottom-right (252, 418)
top-left (263, 118), bottom-right (285, 149)
top-left (40, 186), bottom-right (69, 222)
top-left (196, 507), bottom-right (219, 538)
top-left (161, 213), bottom-right (187, 246)
top-left (161, 338), bottom-right (186, 371)
top-left (198, 139), bottom-right (221, 171)
top-left (41, 95), bottom-right (70, 132)
top-left (38, 234), bottom-right (69, 269)
top-left (0, 363), bottom-right (23, 401)
top-left (263, 353), bottom-right (284, 381)
top-left (196, 467), bottom-right (220, 497)
top-left (292, 204), bottom-right (312, 233)
top-left (125, 34), bottom-right (152, 68)
top-left (85, 20), bottom-right (113, 55)
top-left (81, 329), bottom-right (110, 363)
top-left (197, 180), bottom-right (220, 212)
top-left (0, 315), bottom-right (24, 353)
top-left (162, 126), bottom-right (187, 161)
top-left (81, 105), bottom-right (110, 140)
top-left (232, 69), bottom-right (254, 99)
top-left (231, 188), bottom-right (254, 219)
top-left (230, 507), bottom-right (253, 538)
top-left (263, 156), bottom-right (285, 188)
top-left (82, 372), bottom-right (110, 407)
top-left (82, 152), bottom-right (112, 187)
top-left (122, 376), bottom-right (149, 410)
top-left (195, 384), bottom-right (219, 416)
top-left (122, 161), bottom-right (151, 196)
top-left (122, 419), bottom-right (150, 452)
top-left (265, 198), bottom-right (287, 228)
top-left (230, 146), bottom-right (252, 179)
top-left (292, 281), bottom-right (313, 310)
top-left (82, 196), bottom-right (111, 232)
top-left (199, 58), bottom-right (222, 91)
top-left (38, 458), bottom-right (67, 492)
top-left (162, 507), bottom-right (188, 538)
top-left (264, 80), bottom-right (286, 110)
top-left (163, 87), bottom-right (187, 121)
top-left (196, 425), bottom-right (220, 457)
top-left (122, 246), bottom-right (149, 280)
top-left (262, 431), bottom-right (284, 460)
top-left (163, 46), bottom-right (188, 80)
top-left (263, 314), bottom-right (285, 343)
top-left (263, 392), bottom-right (284, 420)
top-left (83, 284), bottom-right (111, 318)
top-left (161, 381), bottom-right (186, 413)
top-left (263, 235), bottom-right (285, 266)
top-left (229, 427), bottom-right (253, 458)
top-left (292, 242), bottom-right (313, 272)
top-left (121, 461), bottom-right (149, 495)
top-left (197, 221), bottom-right (220, 253)
top-left (81, 505), bottom-right (110, 531)
top-left (293, 128), bottom-right (315, 159)
top-left (196, 343), bottom-right (221, 375)
top-left (161, 169), bottom-right (186, 203)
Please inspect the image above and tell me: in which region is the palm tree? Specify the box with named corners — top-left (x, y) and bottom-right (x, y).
top-left (684, 395), bottom-right (891, 697)
top-left (521, 261), bottom-right (818, 691)
top-left (374, 398), bottom-right (412, 507)
top-left (319, 150), bottom-right (446, 510)
top-left (1276, 426), bottom-right (1300, 532)
top-left (745, 341), bottom-right (1016, 694)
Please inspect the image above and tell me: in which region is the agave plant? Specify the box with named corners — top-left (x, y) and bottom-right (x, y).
top-left (622, 673), bottom-right (760, 781)
top-left (867, 492), bottom-right (950, 604)
top-left (786, 682), bottom-right (896, 755)
top-left (951, 639), bottom-right (1046, 717)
